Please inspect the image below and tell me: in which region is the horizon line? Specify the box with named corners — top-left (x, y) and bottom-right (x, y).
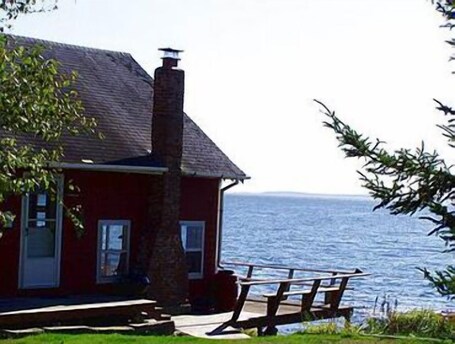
top-left (228, 190), bottom-right (371, 198)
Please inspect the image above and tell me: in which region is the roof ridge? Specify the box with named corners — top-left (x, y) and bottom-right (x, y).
top-left (3, 33), bottom-right (132, 56)
top-left (3, 34), bottom-right (154, 83)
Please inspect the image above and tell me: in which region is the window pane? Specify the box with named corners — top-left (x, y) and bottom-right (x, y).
top-left (116, 251), bottom-right (128, 275)
top-left (36, 212), bottom-right (46, 227)
top-left (186, 251), bottom-right (202, 274)
top-left (28, 192), bottom-right (56, 220)
top-left (101, 225), bottom-right (108, 250)
top-left (107, 225), bottom-right (126, 250)
top-left (98, 221), bottom-right (130, 281)
top-left (100, 252), bottom-right (128, 277)
top-left (186, 225), bottom-right (202, 250)
top-left (37, 194), bottom-right (47, 207)
top-left (26, 222), bottom-right (56, 258)
top-left (28, 220), bottom-right (56, 229)
top-left (181, 225), bottom-right (187, 250)
top-left (100, 252), bottom-right (115, 277)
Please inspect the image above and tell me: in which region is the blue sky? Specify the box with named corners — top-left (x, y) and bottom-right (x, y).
top-left (8, 0), bottom-right (455, 194)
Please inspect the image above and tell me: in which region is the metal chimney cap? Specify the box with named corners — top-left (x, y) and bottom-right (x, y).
top-left (159, 47), bottom-right (184, 60)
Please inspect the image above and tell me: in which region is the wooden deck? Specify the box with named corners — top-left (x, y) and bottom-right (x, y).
top-left (173, 312), bottom-right (255, 339)
top-left (208, 262), bottom-right (369, 336)
top-left (0, 296), bottom-right (170, 330)
top-left (172, 299), bottom-right (352, 339)
top-left (0, 262), bottom-right (369, 338)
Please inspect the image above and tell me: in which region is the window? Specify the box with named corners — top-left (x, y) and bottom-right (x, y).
top-left (97, 220), bottom-right (131, 283)
top-left (25, 189), bottom-right (59, 258)
top-left (180, 221), bottom-right (205, 279)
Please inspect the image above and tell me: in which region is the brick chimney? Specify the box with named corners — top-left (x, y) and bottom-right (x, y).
top-left (152, 48), bottom-right (185, 167)
top-left (147, 48), bottom-right (189, 310)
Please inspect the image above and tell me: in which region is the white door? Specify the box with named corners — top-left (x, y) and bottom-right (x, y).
top-left (19, 177), bottom-right (63, 288)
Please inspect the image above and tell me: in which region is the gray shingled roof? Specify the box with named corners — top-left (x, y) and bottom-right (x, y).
top-left (2, 35), bottom-right (247, 180)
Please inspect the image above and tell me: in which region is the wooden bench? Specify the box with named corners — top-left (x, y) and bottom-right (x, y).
top-left (209, 262), bottom-right (369, 336)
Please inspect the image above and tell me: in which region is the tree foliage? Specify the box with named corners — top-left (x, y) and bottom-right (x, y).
top-left (0, 0), bottom-right (57, 32)
top-left (0, 1), bottom-right (99, 235)
top-left (318, 1), bottom-right (455, 298)
top-left (318, 101), bottom-right (455, 297)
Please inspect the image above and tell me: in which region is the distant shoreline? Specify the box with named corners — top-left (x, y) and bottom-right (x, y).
top-left (228, 191), bottom-right (372, 200)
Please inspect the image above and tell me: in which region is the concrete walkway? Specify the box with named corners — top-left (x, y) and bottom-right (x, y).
top-left (173, 311), bottom-right (260, 339)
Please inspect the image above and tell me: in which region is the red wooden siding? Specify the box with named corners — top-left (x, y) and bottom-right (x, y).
top-left (0, 196), bottom-right (21, 296)
top-left (59, 170), bottom-right (152, 294)
top-left (180, 177), bottom-right (221, 302)
top-left (0, 171), bottom-right (221, 300)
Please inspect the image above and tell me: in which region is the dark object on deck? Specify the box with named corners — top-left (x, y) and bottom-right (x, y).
top-left (209, 262), bottom-right (369, 336)
top-left (214, 269), bottom-right (238, 312)
top-left (113, 273), bottom-right (151, 297)
top-left (123, 273), bottom-right (151, 296)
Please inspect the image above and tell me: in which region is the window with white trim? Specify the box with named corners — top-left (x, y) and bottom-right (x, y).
top-left (97, 220), bottom-right (131, 283)
top-left (180, 221), bottom-right (205, 279)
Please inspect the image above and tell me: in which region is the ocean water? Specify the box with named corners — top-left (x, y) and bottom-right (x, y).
top-left (221, 193), bottom-right (454, 323)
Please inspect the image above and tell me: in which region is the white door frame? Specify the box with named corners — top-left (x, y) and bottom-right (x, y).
top-left (18, 175), bottom-right (64, 289)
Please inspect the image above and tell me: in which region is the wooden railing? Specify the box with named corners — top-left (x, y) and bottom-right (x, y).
top-left (210, 261), bottom-right (369, 336)
top-left (223, 261), bottom-right (359, 276)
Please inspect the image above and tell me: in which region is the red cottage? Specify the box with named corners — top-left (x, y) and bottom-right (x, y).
top-left (0, 36), bottom-right (248, 310)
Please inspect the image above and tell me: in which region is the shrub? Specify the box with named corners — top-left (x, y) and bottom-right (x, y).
top-left (366, 309), bottom-right (455, 339)
top-left (302, 320), bottom-right (362, 337)
top-left (303, 322), bottom-right (339, 335)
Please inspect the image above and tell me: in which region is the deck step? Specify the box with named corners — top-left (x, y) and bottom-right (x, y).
top-left (129, 319), bottom-right (175, 334)
top-left (45, 325), bottom-right (136, 334)
top-left (159, 313), bottom-right (172, 321)
top-left (0, 320), bottom-right (176, 338)
top-left (0, 299), bottom-right (162, 330)
top-left (0, 328), bottom-right (44, 339)
top-left (150, 306), bottom-right (172, 320)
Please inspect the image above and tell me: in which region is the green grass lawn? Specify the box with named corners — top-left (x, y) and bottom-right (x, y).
top-left (0, 334), bottom-right (449, 344)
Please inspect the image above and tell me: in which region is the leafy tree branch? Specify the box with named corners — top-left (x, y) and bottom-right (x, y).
top-left (316, 99), bottom-right (455, 297)
top-left (317, 0), bottom-right (455, 299)
top-left (0, 4), bottom-right (100, 235)
top-left (0, 0), bottom-right (57, 32)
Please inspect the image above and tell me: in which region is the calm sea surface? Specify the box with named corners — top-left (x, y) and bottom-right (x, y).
top-left (221, 193), bottom-right (453, 323)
